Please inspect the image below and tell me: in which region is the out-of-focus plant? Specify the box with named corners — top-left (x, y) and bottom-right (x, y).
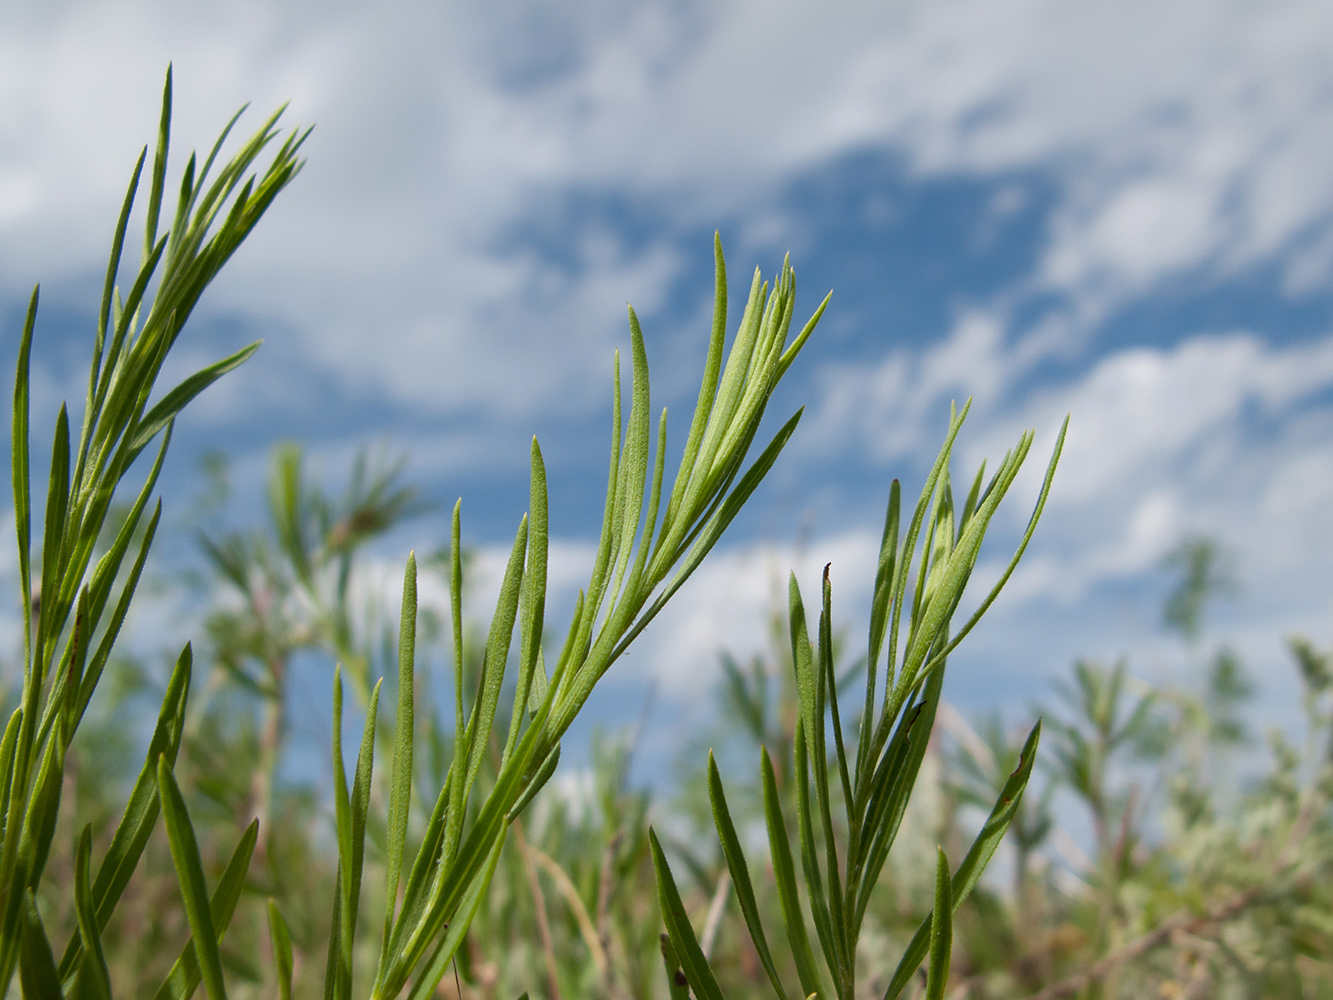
top-left (193, 444), bottom-right (428, 835)
top-left (923, 536), bottom-right (1333, 1000)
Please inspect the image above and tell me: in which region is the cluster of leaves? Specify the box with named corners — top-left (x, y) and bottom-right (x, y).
top-left (5, 72), bottom-right (1067, 1000)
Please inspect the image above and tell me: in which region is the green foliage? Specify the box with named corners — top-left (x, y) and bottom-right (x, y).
top-left (648, 408), bottom-right (1066, 1000)
top-left (31, 68), bottom-right (1332, 1000)
top-left (4, 67), bottom-right (305, 1000)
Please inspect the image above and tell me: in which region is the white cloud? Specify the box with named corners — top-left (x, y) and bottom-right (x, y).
top-left (957, 331), bottom-right (1333, 627)
top-left (803, 308), bottom-right (1013, 461)
top-left (5, 0), bottom-right (1333, 421)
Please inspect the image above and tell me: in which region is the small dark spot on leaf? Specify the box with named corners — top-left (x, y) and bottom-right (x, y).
top-left (674, 971), bottom-right (689, 986)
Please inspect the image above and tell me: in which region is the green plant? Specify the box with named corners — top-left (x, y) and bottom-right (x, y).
top-left (4, 68), bottom-right (306, 999)
top-left (326, 229), bottom-right (831, 1000)
top-left (649, 407), bottom-right (1066, 1000)
top-left (6, 70), bottom-right (1083, 1000)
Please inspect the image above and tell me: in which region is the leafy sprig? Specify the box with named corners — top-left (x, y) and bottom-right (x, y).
top-left (5, 68), bottom-right (306, 998)
top-left (649, 406), bottom-right (1067, 1000)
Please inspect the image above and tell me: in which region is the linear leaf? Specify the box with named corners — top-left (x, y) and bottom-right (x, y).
top-left (152, 820), bottom-right (258, 1000)
top-left (402, 834), bottom-right (506, 1000)
top-left (882, 722), bottom-right (1040, 1000)
top-left (72, 828), bottom-right (111, 1000)
top-left (763, 748), bottom-right (824, 1000)
top-left (157, 757), bottom-right (229, 1000)
top-left (13, 288), bottom-right (36, 670)
top-left (659, 931), bottom-right (693, 1000)
top-left (925, 848), bottom-right (952, 1000)
top-left (384, 554), bottom-right (417, 934)
top-left (19, 891), bottom-right (62, 1000)
top-left (268, 901), bottom-right (294, 1000)
top-left (649, 830), bottom-right (724, 1000)
top-left (709, 753), bottom-right (789, 1000)
top-left (128, 342), bottom-right (259, 457)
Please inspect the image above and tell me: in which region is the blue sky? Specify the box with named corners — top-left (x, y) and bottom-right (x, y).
top-left (2, 0), bottom-right (1333, 770)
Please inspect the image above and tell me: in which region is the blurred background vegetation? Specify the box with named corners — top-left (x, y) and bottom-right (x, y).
top-left (20, 441), bottom-right (1330, 1000)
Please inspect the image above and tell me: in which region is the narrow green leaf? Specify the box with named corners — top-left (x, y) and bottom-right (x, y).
top-left (334, 679), bottom-right (380, 1000)
top-left (882, 722), bottom-right (1041, 1000)
top-left (390, 713), bottom-right (553, 993)
top-left (918, 417), bottom-right (1068, 677)
top-left (143, 65), bottom-right (172, 264)
top-left (461, 515), bottom-right (527, 798)
top-left (93, 149), bottom-right (144, 396)
top-left (659, 932), bottom-right (693, 1000)
top-left (72, 827), bottom-right (112, 1000)
top-left (861, 479), bottom-right (901, 782)
top-left (817, 568), bottom-right (853, 973)
top-left (37, 403), bottom-right (71, 666)
top-left (157, 757), bottom-right (229, 1000)
top-left (613, 408), bottom-right (803, 667)
top-left (854, 666), bottom-right (944, 932)
top-left (381, 783), bottom-right (451, 984)
top-left (151, 820), bottom-right (258, 1000)
top-left (19, 891), bottom-right (62, 1000)
top-left (506, 439), bottom-right (549, 761)
top-left (14, 287), bottom-right (37, 671)
top-left (925, 848), bottom-right (952, 1000)
top-left (268, 901), bottom-right (294, 1000)
top-left (794, 723), bottom-right (841, 988)
top-left (78, 642), bottom-right (189, 946)
top-left (788, 575), bottom-right (818, 767)
top-left (0, 708), bottom-right (22, 826)
top-left (448, 500), bottom-right (465, 840)
top-left (657, 231), bottom-right (728, 547)
top-left (322, 884), bottom-right (342, 1000)
top-left (384, 554), bottom-right (417, 931)
top-left (648, 829), bottom-right (725, 1000)
top-left (874, 404), bottom-right (970, 755)
top-left (708, 753), bottom-right (789, 1000)
top-left (76, 500), bottom-right (164, 731)
top-left (128, 342), bottom-right (259, 456)
top-left (775, 289), bottom-right (831, 380)
top-left (402, 834), bottom-right (506, 1000)
top-left (763, 747), bottom-right (824, 1000)
top-left (20, 717), bottom-right (66, 893)
top-left (507, 744), bottom-right (560, 822)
